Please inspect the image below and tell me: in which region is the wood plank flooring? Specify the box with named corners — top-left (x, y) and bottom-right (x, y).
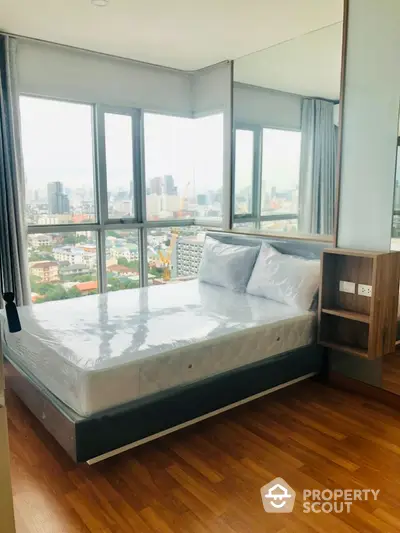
top-left (8, 380), bottom-right (400, 533)
top-left (382, 352), bottom-right (400, 394)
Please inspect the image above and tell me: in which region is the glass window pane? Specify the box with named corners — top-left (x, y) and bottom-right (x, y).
top-left (261, 129), bottom-right (301, 217)
top-left (192, 114), bottom-right (224, 220)
top-left (28, 232), bottom-right (98, 303)
top-left (20, 97), bottom-right (96, 225)
top-left (260, 219), bottom-right (298, 233)
top-left (105, 230), bottom-right (140, 291)
top-left (233, 221), bottom-right (257, 230)
top-left (105, 113), bottom-right (135, 219)
top-left (234, 129), bottom-right (254, 215)
top-left (144, 113), bottom-right (193, 221)
top-left (144, 113), bottom-right (223, 222)
top-left (147, 226), bottom-right (206, 285)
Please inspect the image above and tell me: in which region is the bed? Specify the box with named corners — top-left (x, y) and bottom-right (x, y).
top-left (2, 233), bottom-right (328, 462)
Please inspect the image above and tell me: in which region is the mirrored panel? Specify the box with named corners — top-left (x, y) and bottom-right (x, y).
top-left (383, 113), bottom-right (400, 395)
top-left (232, 4), bottom-right (343, 238)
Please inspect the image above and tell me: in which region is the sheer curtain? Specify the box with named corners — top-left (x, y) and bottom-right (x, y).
top-left (0, 36), bottom-right (30, 307)
top-left (298, 98), bottom-right (337, 235)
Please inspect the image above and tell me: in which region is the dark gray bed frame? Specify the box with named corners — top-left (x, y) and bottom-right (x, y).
top-left (4, 233), bottom-right (330, 463)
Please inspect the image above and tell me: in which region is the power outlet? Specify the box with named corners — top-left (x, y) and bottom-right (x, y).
top-left (358, 284), bottom-right (372, 297)
top-left (339, 280), bottom-right (356, 294)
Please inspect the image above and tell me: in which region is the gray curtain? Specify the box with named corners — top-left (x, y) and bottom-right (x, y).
top-left (0, 36), bottom-right (30, 306)
top-left (298, 98), bottom-right (337, 235)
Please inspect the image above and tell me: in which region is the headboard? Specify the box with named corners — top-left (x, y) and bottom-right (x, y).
top-left (207, 232), bottom-right (332, 260)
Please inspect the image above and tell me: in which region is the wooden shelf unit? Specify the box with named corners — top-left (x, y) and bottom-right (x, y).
top-left (318, 248), bottom-right (400, 359)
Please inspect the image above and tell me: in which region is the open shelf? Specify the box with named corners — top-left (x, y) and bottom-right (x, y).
top-left (318, 248), bottom-right (400, 359)
top-left (321, 308), bottom-right (370, 323)
top-left (319, 341), bottom-right (369, 359)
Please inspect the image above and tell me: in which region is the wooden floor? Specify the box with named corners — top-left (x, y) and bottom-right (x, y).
top-left (382, 352), bottom-right (400, 394)
top-left (8, 380), bottom-right (400, 533)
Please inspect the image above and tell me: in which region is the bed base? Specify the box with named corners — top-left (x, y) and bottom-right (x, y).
top-left (5, 345), bottom-right (323, 463)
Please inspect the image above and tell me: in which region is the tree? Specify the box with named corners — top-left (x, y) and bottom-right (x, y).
top-left (117, 257), bottom-right (129, 267)
top-left (149, 266), bottom-right (164, 278)
top-left (127, 260), bottom-right (139, 271)
top-left (62, 235), bottom-right (77, 245)
top-left (29, 252), bottom-right (56, 262)
top-left (66, 287), bottom-right (81, 299)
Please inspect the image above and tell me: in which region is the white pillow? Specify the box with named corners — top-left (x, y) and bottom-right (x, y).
top-left (198, 236), bottom-right (260, 292)
top-left (246, 243), bottom-right (320, 310)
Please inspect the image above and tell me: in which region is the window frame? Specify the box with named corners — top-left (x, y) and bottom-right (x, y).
top-left (232, 122), bottom-right (301, 230)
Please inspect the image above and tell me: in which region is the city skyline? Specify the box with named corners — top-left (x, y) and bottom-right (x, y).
top-left (19, 96), bottom-right (224, 198)
top-left (20, 96), bottom-right (303, 207)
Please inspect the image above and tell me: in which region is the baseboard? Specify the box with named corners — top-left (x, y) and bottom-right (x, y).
top-left (329, 371), bottom-right (400, 409)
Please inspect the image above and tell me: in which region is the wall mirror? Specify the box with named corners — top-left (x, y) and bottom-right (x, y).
top-left (382, 112), bottom-right (400, 394)
top-left (232, 1), bottom-right (344, 238)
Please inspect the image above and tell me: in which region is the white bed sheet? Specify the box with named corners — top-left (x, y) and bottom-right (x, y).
top-left (2, 280), bottom-right (316, 417)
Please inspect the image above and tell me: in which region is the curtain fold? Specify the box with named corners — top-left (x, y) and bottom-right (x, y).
top-left (298, 98), bottom-right (337, 235)
top-left (0, 36), bottom-right (30, 306)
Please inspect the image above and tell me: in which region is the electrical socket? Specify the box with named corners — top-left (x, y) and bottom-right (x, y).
top-left (339, 280), bottom-right (356, 294)
top-left (358, 284), bottom-right (372, 297)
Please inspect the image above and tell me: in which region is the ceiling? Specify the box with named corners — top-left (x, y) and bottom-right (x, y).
top-left (234, 23), bottom-right (343, 100)
top-left (0, 0), bottom-right (344, 71)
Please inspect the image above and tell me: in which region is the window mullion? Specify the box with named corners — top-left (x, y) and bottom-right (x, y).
top-left (134, 109), bottom-right (146, 224)
top-left (94, 105), bottom-right (108, 228)
top-left (253, 126), bottom-right (263, 223)
top-left (94, 105), bottom-right (108, 293)
top-left (139, 227), bottom-right (148, 287)
top-left (97, 229), bottom-right (107, 293)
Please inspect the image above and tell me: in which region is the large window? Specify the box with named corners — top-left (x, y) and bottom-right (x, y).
top-left (21, 97), bottom-right (211, 304)
top-left (232, 125), bottom-right (301, 232)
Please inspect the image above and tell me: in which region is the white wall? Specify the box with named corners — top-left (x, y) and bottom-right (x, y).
top-left (191, 62), bottom-right (233, 228)
top-left (16, 39), bottom-right (193, 116)
top-left (337, 0), bottom-right (400, 251)
top-left (191, 61), bottom-right (231, 116)
top-left (233, 82), bottom-right (302, 130)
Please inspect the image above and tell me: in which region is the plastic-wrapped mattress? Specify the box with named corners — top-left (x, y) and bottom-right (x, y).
top-left (1, 280), bottom-right (316, 417)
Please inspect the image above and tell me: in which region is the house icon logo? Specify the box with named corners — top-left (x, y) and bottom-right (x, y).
top-left (260, 477), bottom-right (296, 513)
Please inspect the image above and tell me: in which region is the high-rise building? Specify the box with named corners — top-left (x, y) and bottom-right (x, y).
top-left (47, 181), bottom-right (70, 214)
top-left (197, 194), bottom-right (207, 206)
top-left (150, 177), bottom-right (162, 195)
top-left (163, 175), bottom-right (176, 195)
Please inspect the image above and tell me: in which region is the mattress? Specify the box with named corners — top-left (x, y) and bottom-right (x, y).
top-left (1, 280), bottom-right (316, 417)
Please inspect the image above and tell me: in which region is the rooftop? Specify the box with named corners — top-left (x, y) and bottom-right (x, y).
top-left (30, 261), bottom-right (58, 268)
top-left (75, 281), bottom-right (98, 292)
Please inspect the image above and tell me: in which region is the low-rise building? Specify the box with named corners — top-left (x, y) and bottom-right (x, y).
top-left (75, 281), bottom-right (98, 295)
top-left (30, 261), bottom-right (59, 283)
top-left (53, 246), bottom-right (97, 269)
top-left (29, 234), bottom-right (53, 249)
top-left (59, 264), bottom-right (90, 277)
top-left (107, 265), bottom-right (137, 277)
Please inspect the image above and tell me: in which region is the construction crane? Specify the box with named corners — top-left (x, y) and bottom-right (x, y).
top-left (158, 231), bottom-right (178, 281)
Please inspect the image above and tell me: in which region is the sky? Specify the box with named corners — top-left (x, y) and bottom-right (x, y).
top-left (20, 95), bottom-right (301, 201)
